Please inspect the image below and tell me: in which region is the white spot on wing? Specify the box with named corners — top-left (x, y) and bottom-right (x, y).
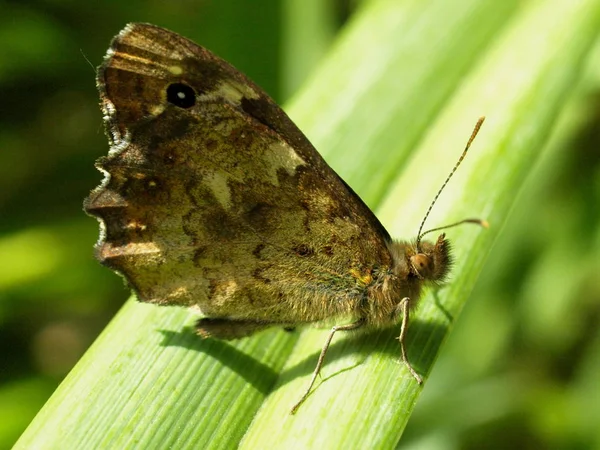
top-left (204, 172), bottom-right (232, 208)
top-left (201, 80), bottom-right (260, 105)
top-left (265, 141), bottom-right (306, 179)
top-left (149, 104), bottom-right (166, 116)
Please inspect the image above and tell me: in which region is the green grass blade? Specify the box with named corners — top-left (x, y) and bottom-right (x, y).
top-left (289, 0), bottom-right (521, 207)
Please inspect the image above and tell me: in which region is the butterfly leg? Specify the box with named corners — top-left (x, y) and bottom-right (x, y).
top-left (196, 318), bottom-right (274, 340)
top-left (290, 317), bottom-right (366, 414)
top-left (396, 297), bottom-right (423, 384)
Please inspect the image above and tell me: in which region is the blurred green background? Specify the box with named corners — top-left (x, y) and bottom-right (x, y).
top-left (1, 0), bottom-right (599, 448)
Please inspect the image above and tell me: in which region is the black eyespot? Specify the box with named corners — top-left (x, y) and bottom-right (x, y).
top-left (166, 83), bottom-right (196, 108)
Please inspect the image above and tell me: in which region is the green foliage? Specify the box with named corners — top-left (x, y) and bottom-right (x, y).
top-left (2, 0), bottom-right (600, 448)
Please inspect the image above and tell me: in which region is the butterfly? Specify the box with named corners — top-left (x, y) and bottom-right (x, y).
top-left (84, 23), bottom-right (485, 413)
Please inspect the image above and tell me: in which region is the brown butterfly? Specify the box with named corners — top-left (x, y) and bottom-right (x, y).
top-left (84, 23), bottom-right (485, 413)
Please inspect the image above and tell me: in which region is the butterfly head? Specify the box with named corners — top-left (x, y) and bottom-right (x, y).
top-left (408, 233), bottom-right (452, 284)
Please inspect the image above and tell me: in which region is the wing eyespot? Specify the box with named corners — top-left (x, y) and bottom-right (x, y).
top-left (166, 83), bottom-right (196, 108)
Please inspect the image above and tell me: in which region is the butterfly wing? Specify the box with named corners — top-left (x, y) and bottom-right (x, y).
top-left (85, 23), bottom-right (394, 326)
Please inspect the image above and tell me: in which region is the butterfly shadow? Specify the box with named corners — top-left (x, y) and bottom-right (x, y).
top-left (158, 316), bottom-right (450, 398)
top-left (158, 327), bottom-right (279, 395)
top-left (432, 289), bottom-right (454, 323)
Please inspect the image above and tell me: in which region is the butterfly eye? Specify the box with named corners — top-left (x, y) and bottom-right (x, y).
top-left (166, 83), bottom-right (196, 108)
top-left (410, 253), bottom-right (433, 279)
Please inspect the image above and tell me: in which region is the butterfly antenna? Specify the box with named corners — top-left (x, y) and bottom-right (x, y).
top-left (416, 116), bottom-right (485, 251)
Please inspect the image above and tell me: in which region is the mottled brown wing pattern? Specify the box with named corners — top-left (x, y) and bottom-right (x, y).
top-left (84, 23), bottom-right (394, 326)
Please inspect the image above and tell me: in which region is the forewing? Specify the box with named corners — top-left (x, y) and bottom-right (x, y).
top-left (85, 23), bottom-right (393, 323)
